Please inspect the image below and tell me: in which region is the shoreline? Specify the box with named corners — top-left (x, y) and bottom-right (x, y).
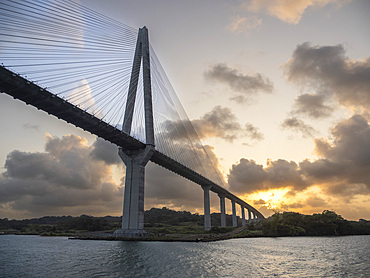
top-left (68, 233), bottom-right (236, 242)
top-left (3, 231), bottom-right (369, 243)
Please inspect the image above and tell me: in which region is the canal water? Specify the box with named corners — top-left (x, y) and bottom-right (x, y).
top-left (1, 235), bottom-right (369, 277)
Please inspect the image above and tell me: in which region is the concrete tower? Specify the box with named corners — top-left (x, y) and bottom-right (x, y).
top-left (114, 27), bottom-right (154, 237)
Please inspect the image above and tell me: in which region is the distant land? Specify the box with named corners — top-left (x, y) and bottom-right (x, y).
top-left (1, 208), bottom-right (369, 240)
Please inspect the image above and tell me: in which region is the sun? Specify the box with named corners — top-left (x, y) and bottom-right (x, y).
top-left (242, 188), bottom-right (290, 211)
top-left (266, 203), bottom-right (277, 210)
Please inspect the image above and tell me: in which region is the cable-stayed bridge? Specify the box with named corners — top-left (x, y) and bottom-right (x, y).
top-left (0, 0), bottom-right (264, 236)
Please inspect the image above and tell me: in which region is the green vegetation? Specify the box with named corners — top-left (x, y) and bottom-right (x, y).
top-left (1, 208), bottom-right (369, 238)
top-left (0, 215), bottom-right (121, 236)
top-left (260, 210), bottom-right (370, 236)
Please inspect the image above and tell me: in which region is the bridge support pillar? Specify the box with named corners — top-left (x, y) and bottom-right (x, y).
top-left (241, 206), bottom-right (246, 227)
top-left (231, 200), bottom-right (237, 227)
top-left (114, 145), bottom-right (155, 237)
top-left (202, 185), bottom-right (212, 231)
top-left (248, 209), bottom-right (252, 225)
top-left (218, 194), bottom-right (226, 228)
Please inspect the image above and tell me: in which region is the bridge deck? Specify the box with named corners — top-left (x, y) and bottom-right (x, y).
top-left (0, 66), bottom-right (263, 218)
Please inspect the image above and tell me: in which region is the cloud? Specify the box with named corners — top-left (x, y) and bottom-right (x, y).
top-left (229, 114), bottom-right (370, 200)
top-left (0, 130), bottom-right (228, 218)
top-left (2, 115), bottom-right (370, 218)
top-left (145, 163), bottom-right (206, 211)
top-left (228, 158), bottom-right (306, 194)
top-left (247, 0), bottom-right (350, 24)
top-left (3, 116), bottom-right (369, 219)
top-left (163, 106), bottom-right (241, 142)
top-left (281, 117), bottom-right (318, 137)
top-left (280, 202), bottom-right (305, 210)
top-left (145, 144), bottom-right (226, 212)
top-left (306, 195), bottom-right (328, 207)
top-left (254, 199), bottom-right (266, 205)
top-left (192, 106), bottom-right (243, 141)
top-left (0, 134), bottom-right (123, 217)
top-left (245, 123), bottom-right (264, 141)
top-left (323, 183), bottom-right (369, 199)
top-left (164, 106), bottom-right (264, 143)
top-left (227, 15), bottom-right (262, 34)
top-left (314, 115), bottom-right (370, 165)
top-left (285, 42), bottom-right (370, 113)
top-left (300, 114), bottom-right (370, 196)
top-left (204, 63), bottom-right (273, 103)
top-left (22, 123), bottom-right (40, 131)
top-left (292, 93), bottom-right (334, 118)
top-left (91, 138), bottom-right (121, 165)
top-left (227, 159), bottom-right (267, 194)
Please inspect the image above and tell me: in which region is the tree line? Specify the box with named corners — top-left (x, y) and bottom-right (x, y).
top-left (1, 208), bottom-right (369, 236)
top-left (259, 210), bottom-right (370, 236)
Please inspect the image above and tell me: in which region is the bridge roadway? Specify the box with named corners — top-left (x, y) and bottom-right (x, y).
top-left (0, 66), bottom-right (264, 220)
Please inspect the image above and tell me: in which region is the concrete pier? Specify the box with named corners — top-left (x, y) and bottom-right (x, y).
top-left (202, 185), bottom-right (212, 231)
top-left (218, 194), bottom-right (226, 228)
top-left (231, 200), bottom-right (237, 227)
top-left (115, 145), bottom-right (155, 236)
top-left (248, 209), bottom-right (252, 225)
top-left (241, 206), bottom-right (246, 227)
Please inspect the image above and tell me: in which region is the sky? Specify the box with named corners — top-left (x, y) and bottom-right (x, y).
top-left (0, 0), bottom-right (369, 220)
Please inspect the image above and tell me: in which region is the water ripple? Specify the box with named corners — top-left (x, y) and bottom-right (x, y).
top-left (1, 235), bottom-right (369, 277)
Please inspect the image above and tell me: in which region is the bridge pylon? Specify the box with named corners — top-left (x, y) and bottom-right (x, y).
top-left (114, 27), bottom-right (154, 237)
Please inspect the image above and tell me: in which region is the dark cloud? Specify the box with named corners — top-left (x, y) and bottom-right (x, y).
top-left (0, 134), bottom-right (123, 217)
top-left (91, 138), bottom-right (121, 165)
top-left (305, 195), bottom-right (327, 208)
top-left (227, 158), bottom-right (306, 194)
top-left (265, 159), bottom-right (307, 190)
top-left (293, 93), bottom-right (334, 118)
top-left (4, 114), bottom-right (368, 218)
top-left (145, 144), bottom-right (226, 212)
top-left (281, 117), bottom-right (318, 137)
top-left (280, 202), bottom-right (304, 210)
top-left (323, 183), bottom-right (369, 199)
top-left (164, 105), bottom-right (264, 143)
top-left (163, 106), bottom-right (240, 142)
top-left (315, 114), bottom-right (370, 165)
top-left (285, 42), bottom-right (370, 112)
top-left (299, 159), bottom-right (344, 182)
top-left (145, 163), bottom-right (205, 210)
top-left (227, 159), bottom-right (267, 194)
top-left (254, 199), bottom-right (266, 205)
top-left (300, 114), bottom-right (370, 196)
top-left (159, 141), bottom-right (226, 187)
top-left (204, 63), bottom-right (273, 103)
top-left (245, 123), bottom-right (264, 141)
top-left (0, 131), bottom-right (228, 217)
top-left (192, 106), bottom-right (242, 141)
top-left (229, 115), bottom-right (370, 198)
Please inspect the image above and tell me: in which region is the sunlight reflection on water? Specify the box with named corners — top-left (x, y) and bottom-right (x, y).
top-left (1, 235), bottom-right (369, 277)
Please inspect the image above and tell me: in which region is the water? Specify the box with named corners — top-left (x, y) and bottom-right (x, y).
top-left (0, 235), bottom-right (369, 277)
